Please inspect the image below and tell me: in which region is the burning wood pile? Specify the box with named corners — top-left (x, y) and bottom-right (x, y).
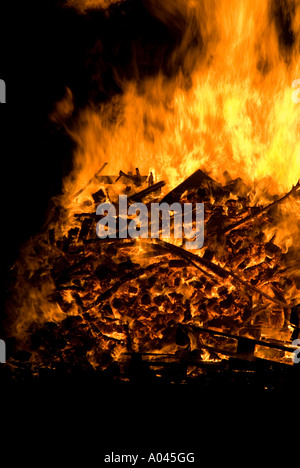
top-left (5, 166), bottom-right (300, 384)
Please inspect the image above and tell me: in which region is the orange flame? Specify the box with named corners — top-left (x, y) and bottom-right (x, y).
top-left (59, 0), bottom-right (300, 199)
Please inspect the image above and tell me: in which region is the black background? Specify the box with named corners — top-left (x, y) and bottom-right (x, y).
top-left (0, 0), bottom-right (296, 459)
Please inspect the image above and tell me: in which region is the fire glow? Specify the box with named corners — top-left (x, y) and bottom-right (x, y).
top-left (4, 0), bottom-right (300, 383)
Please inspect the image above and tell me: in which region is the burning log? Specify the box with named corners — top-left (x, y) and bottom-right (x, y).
top-left (86, 259), bottom-right (173, 309)
top-left (78, 217), bottom-right (94, 241)
top-left (92, 188), bottom-right (106, 204)
top-left (71, 162), bottom-right (108, 199)
top-left (115, 169), bottom-right (147, 186)
top-left (222, 179), bottom-right (300, 235)
top-left (52, 255), bottom-right (93, 284)
top-left (192, 325), bottom-right (297, 355)
top-left (128, 180), bottom-right (166, 202)
top-left (74, 212), bottom-right (95, 219)
top-left (161, 169), bottom-right (221, 204)
top-left (153, 239), bottom-right (289, 308)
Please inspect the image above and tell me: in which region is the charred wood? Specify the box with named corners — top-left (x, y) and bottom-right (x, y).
top-left (222, 179), bottom-right (300, 235)
top-left (153, 239), bottom-right (289, 308)
top-left (78, 218), bottom-right (94, 241)
top-left (128, 180), bottom-right (166, 202)
top-left (161, 169), bottom-right (221, 204)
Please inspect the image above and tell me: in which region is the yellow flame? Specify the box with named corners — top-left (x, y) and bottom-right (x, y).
top-left (61, 0), bottom-right (300, 199)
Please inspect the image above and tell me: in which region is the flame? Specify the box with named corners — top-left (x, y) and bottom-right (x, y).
top-left (6, 0), bottom-right (300, 373)
top-left (59, 0), bottom-right (300, 199)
